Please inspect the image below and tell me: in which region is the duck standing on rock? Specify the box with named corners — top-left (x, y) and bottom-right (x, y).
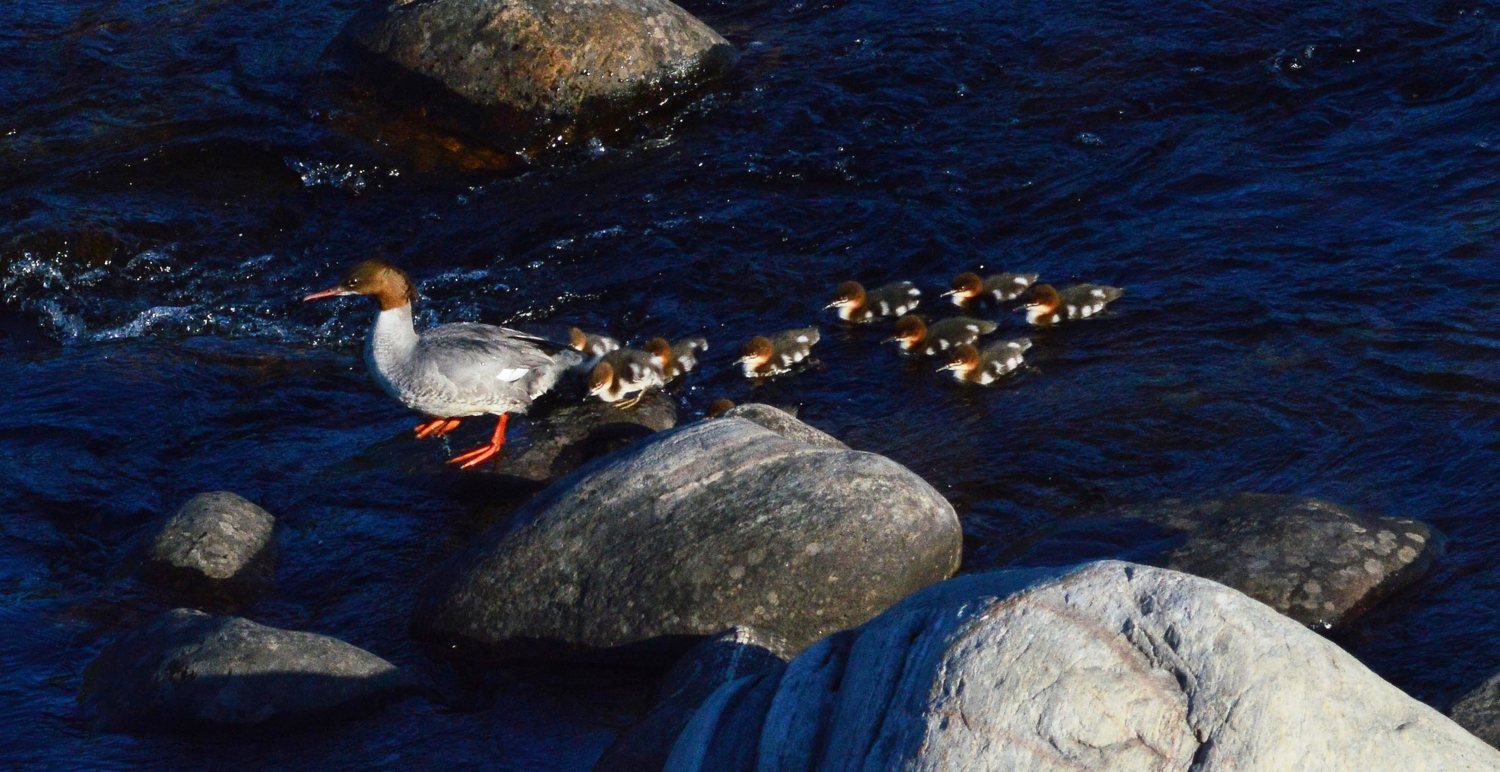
top-left (1022, 283), bottom-right (1124, 326)
top-left (644, 336), bottom-right (708, 383)
top-left (886, 314), bottom-right (999, 356)
top-left (944, 271), bottom-right (1040, 308)
top-left (304, 259), bottom-right (583, 468)
top-left (825, 280), bottom-right (921, 323)
top-left (738, 328), bottom-right (820, 378)
top-left (940, 340), bottom-right (1032, 385)
top-left (588, 348), bottom-right (665, 409)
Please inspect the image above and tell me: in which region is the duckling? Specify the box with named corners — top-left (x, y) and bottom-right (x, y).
top-left (568, 326), bottom-right (621, 366)
top-left (587, 348), bottom-right (664, 409)
top-left (940, 339), bottom-right (1032, 385)
top-left (1022, 283), bottom-right (1124, 326)
top-left (644, 336), bottom-right (709, 383)
top-left (738, 328), bottom-right (821, 378)
top-left (944, 271), bottom-right (1040, 308)
top-left (704, 398), bottom-right (736, 418)
top-left (886, 314), bottom-right (999, 356)
top-left (825, 281), bottom-right (921, 323)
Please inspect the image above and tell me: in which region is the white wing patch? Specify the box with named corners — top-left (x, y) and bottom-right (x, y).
top-left (497, 367), bottom-right (529, 382)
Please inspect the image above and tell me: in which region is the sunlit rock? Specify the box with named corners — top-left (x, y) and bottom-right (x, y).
top-left (141, 491), bottom-right (276, 603)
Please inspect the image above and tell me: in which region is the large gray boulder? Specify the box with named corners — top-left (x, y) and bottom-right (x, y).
top-left (1453, 667), bottom-right (1500, 748)
top-left (142, 491), bottom-right (276, 601)
top-left (666, 561), bottom-right (1500, 771)
top-left (412, 413), bottom-right (961, 663)
top-left (81, 609), bottom-right (415, 731)
top-left (347, 0), bottom-right (737, 124)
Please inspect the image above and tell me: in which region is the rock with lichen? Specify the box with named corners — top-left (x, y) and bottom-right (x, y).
top-left (141, 491), bottom-right (276, 602)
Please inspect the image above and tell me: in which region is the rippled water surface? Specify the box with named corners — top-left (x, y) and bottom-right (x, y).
top-left (5, 0), bottom-right (1500, 767)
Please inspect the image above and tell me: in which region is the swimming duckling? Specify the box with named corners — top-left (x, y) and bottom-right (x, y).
top-left (939, 339), bottom-right (1032, 384)
top-left (825, 281), bottom-right (921, 323)
top-left (644, 336), bottom-right (709, 383)
top-left (587, 348), bottom-right (664, 408)
top-left (886, 314), bottom-right (999, 356)
top-left (738, 328), bottom-right (821, 378)
top-left (1022, 283), bottom-right (1124, 326)
top-left (568, 327), bottom-right (621, 365)
top-left (944, 271), bottom-right (1040, 308)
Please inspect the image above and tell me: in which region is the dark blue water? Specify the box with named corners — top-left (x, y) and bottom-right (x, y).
top-left (5, 0), bottom-right (1500, 767)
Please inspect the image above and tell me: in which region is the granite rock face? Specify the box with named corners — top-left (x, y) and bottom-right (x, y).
top-left (594, 627), bottom-right (788, 772)
top-left (81, 609), bottom-right (414, 731)
top-left (347, 0), bottom-right (737, 123)
top-left (665, 561), bottom-right (1500, 771)
top-left (412, 413), bottom-right (961, 663)
top-left (1452, 667), bottom-right (1500, 748)
top-left (142, 491), bottom-right (276, 600)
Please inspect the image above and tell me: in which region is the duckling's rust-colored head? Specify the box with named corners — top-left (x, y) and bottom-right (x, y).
top-left (940, 343), bottom-right (981, 374)
top-left (644, 337), bottom-right (674, 366)
top-left (587, 361), bottom-right (616, 394)
top-left (946, 272), bottom-right (984, 302)
top-left (825, 281), bottom-right (866, 309)
top-left (568, 327), bottom-right (589, 352)
top-left (888, 314), bottom-right (928, 346)
top-left (1024, 283), bottom-right (1061, 311)
top-left (705, 398), bottom-right (736, 418)
top-left (303, 259), bottom-right (417, 311)
top-left (739, 336), bottom-right (775, 365)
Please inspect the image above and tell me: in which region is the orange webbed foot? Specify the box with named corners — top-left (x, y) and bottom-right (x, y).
top-left (447, 414), bottom-right (508, 470)
top-left (415, 418), bottom-right (461, 439)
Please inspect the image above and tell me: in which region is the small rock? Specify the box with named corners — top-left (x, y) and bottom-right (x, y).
top-left (486, 391), bottom-right (677, 485)
top-left (1017, 493), bottom-right (1444, 631)
top-left (346, 0), bottom-right (737, 126)
top-left (595, 627), bottom-right (788, 772)
top-left (142, 492), bottom-right (276, 602)
top-left (1452, 668), bottom-right (1500, 748)
top-left (81, 609), bottom-right (415, 731)
top-left (412, 413), bottom-right (960, 664)
top-left (665, 561), bottom-right (1500, 771)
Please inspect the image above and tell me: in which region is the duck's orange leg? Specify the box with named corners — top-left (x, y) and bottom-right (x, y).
top-left (415, 418), bottom-right (462, 439)
top-left (449, 414), bottom-right (508, 469)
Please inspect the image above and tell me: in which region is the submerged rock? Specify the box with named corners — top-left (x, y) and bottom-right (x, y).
top-left (346, 0), bottom-right (737, 127)
top-left (595, 627), bottom-right (788, 772)
top-left (486, 391), bottom-right (677, 485)
top-left (665, 561), bottom-right (1500, 771)
top-left (412, 412), bottom-right (961, 664)
top-left (1017, 493), bottom-right (1444, 631)
top-left (1452, 668), bottom-right (1500, 748)
top-left (141, 492), bottom-right (276, 601)
top-left (81, 609), bottom-right (415, 731)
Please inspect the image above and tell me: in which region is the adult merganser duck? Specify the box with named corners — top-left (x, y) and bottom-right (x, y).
top-left (1022, 283), bottom-right (1124, 326)
top-left (303, 259), bottom-right (581, 469)
top-left (939, 339), bottom-right (1032, 385)
top-left (738, 328), bottom-right (820, 377)
top-left (644, 336), bottom-right (708, 382)
top-left (943, 271), bottom-right (1039, 308)
top-left (825, 281), bottom-right (921, 323)
top-left (568, 327), bottom-right (620, 366)
top-left (587, 348), bottom-right (665, 408)
top-left (886, 314), bottom-right (999, 356)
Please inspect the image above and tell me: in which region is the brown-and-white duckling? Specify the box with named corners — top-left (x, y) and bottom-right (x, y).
top-left (886, 314), bottom-right (999, 356)
top-left (303, 259), bottom-right (582, 469)
top-left (738, 328), bottom-right (820, 378)
top-left (644, 336), bottom-right (708, 383)
top-left (568, 326), bottom-right (620, 365)
top-left (587, 348), bottom-right (665, 409)
top-left (944, 271), bottom-right (1040, 308)
top-left (1022, 283), bottom-right (1124, 326)
top-left (825, 280), bottom-right (921, 323)
top-left (939, 339), bottom-right (1032, 385)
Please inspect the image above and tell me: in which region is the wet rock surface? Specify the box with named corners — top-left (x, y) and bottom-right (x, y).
top-left (142, 492), bottom-right (276, 601)
top-left (346, 0), bottom-right (737, 125)
top-left (81, 609), bottom-right (415, 731)
top-left (487, 391), bottom-right (677, 485)
top-left (595, 627), bottom-right (788, 772)
top-left (718, 404), bottom-right (845, 449)
top-left (412, 413), bottom-right (961, 664)
top-left (1016, 493), bottom-right (1444, 631)
top-left (1452, 668), bottom-right (1500, 748)
top-left (665, 561), bottom-right (1500, 771)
